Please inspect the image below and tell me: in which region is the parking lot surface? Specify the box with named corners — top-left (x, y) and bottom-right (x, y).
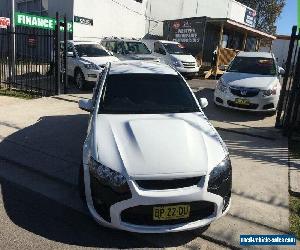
top-left (0, 79), bottom-right (292, 249)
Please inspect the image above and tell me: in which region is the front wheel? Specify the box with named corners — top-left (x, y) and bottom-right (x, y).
top-left (75, 70), bottom-right (86, 90)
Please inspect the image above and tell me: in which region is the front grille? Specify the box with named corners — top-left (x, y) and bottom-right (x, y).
top-left (121, 201), bottom-right (215, 226)
top-left (182, 62), bottom-right (196, 68)
top-left (227, 100), bottom-right (259, 110)
top-left (230, 87), bottom-right (260, 97)
top-left (136, 177), bottom-right (202, 190)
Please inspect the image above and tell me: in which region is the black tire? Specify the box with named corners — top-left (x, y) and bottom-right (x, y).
top-left (78, 163), bottom-right (86, 201)
top-left (74, 69), bottom-right (86, 90)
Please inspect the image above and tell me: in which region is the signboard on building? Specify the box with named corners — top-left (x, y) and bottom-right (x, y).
top-left (164, 17), bottom-right (206, 58)
top-left (244, 8), bottom-right (257, 27)
top-left (0, 17), bottom-right (10, 29)
top-left (74, 16), bottom-right (93, 26)
top-left (15, 12), bottom-right (73, 32)
top-left (171, 20), bottom-right (202, 43)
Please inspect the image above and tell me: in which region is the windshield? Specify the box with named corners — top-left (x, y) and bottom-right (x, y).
top-left (227, 57), bottom-right (277, 75)
top-left (98, 74), bottom-right (199, 114)
top-left (163, 43), bottom-right (190, 55)
top-left (75, 44), bottom-right (110, 57)
top-left (123, 42), bottom-right (151, 55)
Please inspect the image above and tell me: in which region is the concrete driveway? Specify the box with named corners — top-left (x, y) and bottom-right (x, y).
top-left (0, 80), bottom-right (291, 249)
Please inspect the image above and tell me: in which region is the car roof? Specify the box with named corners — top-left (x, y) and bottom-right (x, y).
top-left (158, 40), bottom-right (179, 44)
top-left (102, 38), bottom-right (144, 43)
top-left (109, 61), bottom-right (178, 75)
top-left (68, 40), bottom-right (100, 45)
top-left (237, 51), bottom-right (273, 58)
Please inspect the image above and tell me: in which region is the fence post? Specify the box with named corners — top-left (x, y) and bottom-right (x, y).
top-left (283, 28), bottom-right (300, 133)
top-left (7, 26), bottom-right (12, 90)
top-left (55, 12), bottom-right (61, 95)
top-left (63, 15), bottom-right (68, 94)
top-left (275, 26), bottom-right (298, 128)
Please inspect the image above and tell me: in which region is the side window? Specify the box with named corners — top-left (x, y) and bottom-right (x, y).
top-left (66, 43), bottom-right (75, 57)
top-left (154, 42), bottom-right (165, 54)
top-left (106, 41), bottom-right (117, 53)
top-left (67, 43), bottom-right (73, 52)
top-left (116, 42), bottom-right (123, 54)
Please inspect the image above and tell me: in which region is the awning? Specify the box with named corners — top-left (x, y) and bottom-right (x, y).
top-left (208, 18), bottom-right (276, 40)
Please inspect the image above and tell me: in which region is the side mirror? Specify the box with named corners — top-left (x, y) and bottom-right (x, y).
top-left (278, 67), bottom-right (285, 76)
top-left (108, 51), bottom-right (114, 56)
top-left (67, 51), bottom-right (75, 57)
top-left (199, 98), bottom-right (208, 109)
top-left (79, 99), bottom-right (93, 112)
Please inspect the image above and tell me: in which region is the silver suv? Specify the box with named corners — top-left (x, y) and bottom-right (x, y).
top-left (101, 38), bottom-right (160, 62)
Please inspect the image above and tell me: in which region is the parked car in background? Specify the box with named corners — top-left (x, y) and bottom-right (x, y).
top-left (64, 41), bottom-right (119, 89)
top-left (78, 61), bottom-right (232, 233)
top-left (148, 40), bottom-right (199, 79)
top-left (101, 38), bottom-right (160, 62)
top-left (214, 52), bottom-right (285, 113)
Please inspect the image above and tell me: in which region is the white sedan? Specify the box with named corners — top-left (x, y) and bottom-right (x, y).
top-left (65, 41), bottom-right (119, 89)
top-left (214, 52), bottom-right (285, 113)
top-left (78, 61), bottom-right (231, 233)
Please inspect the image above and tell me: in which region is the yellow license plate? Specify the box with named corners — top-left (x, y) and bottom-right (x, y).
top-left (235, 98), bottom-right (250, 105)
top-left (153, 205), bottom-right (190, 221)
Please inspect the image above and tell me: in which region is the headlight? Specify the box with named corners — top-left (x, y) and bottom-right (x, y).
top-left (172, 60), bottom-right (182, 67)
top-left (89, 157), bottom-right (129, 193)
top-left (208, 156), bottom-right (232, 196)
top-left (216, 78), bottom-right (228, 93)
top-left (84, 63), bottom-right (100, 70)
top-left (262, 85), bottom-right (277, 96)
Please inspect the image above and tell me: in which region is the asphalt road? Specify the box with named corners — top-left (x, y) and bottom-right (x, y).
top-left (0, 79), bottom-right (292, 249)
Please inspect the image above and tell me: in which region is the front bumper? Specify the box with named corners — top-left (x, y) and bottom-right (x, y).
top-left (82, 68), bottom-right (103, 82)
top-left (84, 164), bottom-right (230, 233)
top-left (214, 88), bottom-right (279, 112)
top-left (176, 66), bottom-right (199, 74)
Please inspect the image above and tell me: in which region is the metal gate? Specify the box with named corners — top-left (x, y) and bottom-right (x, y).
top-left (0, 13), bottom-right (68, 96)
top-left (276, 26), bottom-right (300, 137)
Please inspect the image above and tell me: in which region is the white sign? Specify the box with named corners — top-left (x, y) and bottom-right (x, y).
top-left (0, 17), bottom-right (10, 29)
top-left (244, 8), bottom-right (257, 27)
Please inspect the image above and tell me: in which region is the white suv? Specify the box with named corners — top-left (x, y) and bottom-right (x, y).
top-left (65, 41), bottom-right (119, 89)
top-left (151, 40), bottom-right (199, 79)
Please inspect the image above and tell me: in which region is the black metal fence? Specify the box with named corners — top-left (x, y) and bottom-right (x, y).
top-left (276, 26), bottom-right (300, 136)
top-left (0, 13), bottom-right (68, 96)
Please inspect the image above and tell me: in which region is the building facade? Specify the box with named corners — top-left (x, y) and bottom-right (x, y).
top-left (0, 0), bottom-right (148, 39)
top-left (146, 0), bottom-right (257, 36)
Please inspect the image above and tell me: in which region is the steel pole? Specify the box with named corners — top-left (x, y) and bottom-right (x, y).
top-left (11, 0), bottom-right (15, 88)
